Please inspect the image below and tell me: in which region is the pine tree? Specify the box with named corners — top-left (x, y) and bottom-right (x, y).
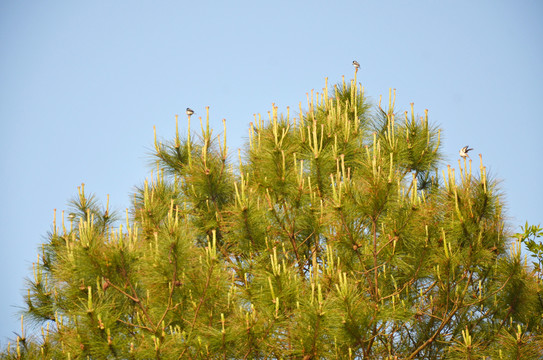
top-left (2, 73), bottom-right (542, 359)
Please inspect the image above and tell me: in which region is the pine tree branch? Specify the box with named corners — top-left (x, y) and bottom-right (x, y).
top-left (154, 244), bottom-right (180, 333)
top-left (105, 279), bottom-right (140, 304)
top-left (405, 170), bottom-right (420, 198)
top-left (116, 317), bottom-right (154, 333)
top-left (306, 313), bottom-right (320, 359)
top-left (241, 209), bottom-right (257, 249)
top-left (103, 277), bottom-right (163, 344)
top-left (379, 260), bottom-right (424, 302)
top-left (252, 317), bottom-right (280, 357)
top-left (407, 270), bottom-right (474, 359)
top-left (265, 193), bottom-right (305, 276)
top-left (463, 273), bottom-right (512, 307)
top-left (372, 217), bottom-right (379, 302)
top-left (117, 251), bottom-right (157, 331)
top-left (177, 262), bottom-right (214, 359)
top-left (495, 305), bottom-right (514, 337)
top-left (336, 209), bottom-right (377, 299)
top-left (364, 320), bottom-right (388, 358)
top-left (375, 234), bottom-right (399, 257)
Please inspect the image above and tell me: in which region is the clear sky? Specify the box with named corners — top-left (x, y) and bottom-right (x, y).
top-left (1, 0), bottom-right (542, 342)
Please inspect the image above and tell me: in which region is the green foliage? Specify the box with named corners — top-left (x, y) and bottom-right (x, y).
top-left (518, 222), bottom-right (543, 276)
top-left (2, 74), bottom-right (542, 359)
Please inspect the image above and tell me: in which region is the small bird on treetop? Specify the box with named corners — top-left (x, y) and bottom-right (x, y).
top-left (186, 108), bottom-right (194, 116)
top-left (353, 60), bottom-right (360, 70)
top-left (459, 146), bottom-right (473, 159)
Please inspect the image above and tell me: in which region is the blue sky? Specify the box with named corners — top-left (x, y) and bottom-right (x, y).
top-left (1, 0), bottom-right (542, 341)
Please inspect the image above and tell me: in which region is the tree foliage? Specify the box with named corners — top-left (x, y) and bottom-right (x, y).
top-left (2, 74), bottom-right (542, 359)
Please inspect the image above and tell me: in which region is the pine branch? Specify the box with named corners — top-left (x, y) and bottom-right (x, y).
top-left (177, 262), bottom-right (214, 359)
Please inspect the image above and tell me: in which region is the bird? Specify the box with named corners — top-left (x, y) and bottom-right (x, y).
top-left (459, 146), bottom-right (473, 159)
top-left (186, 108), bottom-right (194, 116)
top-left (352, 60), bottom-right (360, 70)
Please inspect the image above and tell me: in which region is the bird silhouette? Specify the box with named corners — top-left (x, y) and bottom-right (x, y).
top-left (459, 145), bottom-right (473, 159)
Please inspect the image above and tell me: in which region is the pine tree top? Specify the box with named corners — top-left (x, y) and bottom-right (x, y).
top-left (3, 73), bottom-right (542, 360)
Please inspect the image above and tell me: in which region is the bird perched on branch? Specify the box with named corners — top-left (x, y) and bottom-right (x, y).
top-left (459, 146), bottom-right (473, 159)
top-left (352, 60), bottom-right (360, 70)
top-left (186, 108), bottom-right (194, 116)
